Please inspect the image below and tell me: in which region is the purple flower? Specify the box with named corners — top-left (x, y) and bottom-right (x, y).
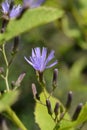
top-left (23, 0), bottom-right (44, 8)
top-left (1, 0), bottom-right (10, 14)
top-left (9, 5), bottom-right (22, 18)
top-left (24, 47), bottom-right (58, 72)
top-left (1, 0), bottom-right (22, 19)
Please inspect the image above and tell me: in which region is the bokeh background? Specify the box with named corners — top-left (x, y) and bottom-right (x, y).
top-left (0, 0), bottom-right (87, 129)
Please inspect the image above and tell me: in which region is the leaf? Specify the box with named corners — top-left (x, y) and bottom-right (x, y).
top-left (0, 90), bottom-right (19, 112)
top-left (0, 7), bottom-right (64, 43)
top-left (70, 57), bottom-right (87, 79)
top-left (44, 0), bottom-right (60, 8)
top-left (34, 90), bottom-right (74, 130)
top-left (62, 15), bottom-right (80, 38)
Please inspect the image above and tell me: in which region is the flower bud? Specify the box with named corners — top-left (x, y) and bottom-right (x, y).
top-left (46, 99), bottom-right (53, 115)
top-left (32, 83), bottom-right (40, 100)
top-left (54, 102), bottom-right (59, 116)
top-left (15, 73), bottom-right (26, 87)
top-left (52, 69), bottom-right (58, 88)
top-left (65, 91), bottom-right (72, 110)
top-left (72, 103), bottom-right (83, 121)
top-left (11, 73), bottom-right (26, 89)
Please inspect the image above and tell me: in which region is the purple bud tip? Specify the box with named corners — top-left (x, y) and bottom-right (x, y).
top-left (65, 91), bottom-right (72, 109)
top-left (52, 68), bottom-right (58, 88)
top-left (32, 83), bottom-right (37, 97)
top-left (72, 103), bottom-right (83, 121)
top-left (46, 99), bottom-right (53, 115)
top-left (54, 102), bottom-right (59, 116)
top-left (15, 73), bottom-right (26, 86)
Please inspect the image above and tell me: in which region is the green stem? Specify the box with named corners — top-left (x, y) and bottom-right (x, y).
top-left (2, 44), bottom-right (10, 91)
top-left (2, 44), bottom-right (8, 67)
top-left (6, 106), bottom-right (27, 130)
top-left (5, 68), bottom-right (9, 91)
top-left (36, 71), bottom-right (47, 99)
top-left (39, 81), bottom-right (47, 99)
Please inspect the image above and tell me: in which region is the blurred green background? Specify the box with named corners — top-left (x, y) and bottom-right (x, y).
top-left (0, 0), bottom-right (87, 129)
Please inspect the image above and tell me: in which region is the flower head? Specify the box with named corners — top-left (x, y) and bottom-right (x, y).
top-left (9, 5), bottom-right (22, 18)
top-left (1, 0), bottom-right (10, 14)
top-left (23, 0), bottom-right (44, 8)
top-left (1, 0), bottom-right (22, 19)
top-left (24, 47), bottom-right (58, 73)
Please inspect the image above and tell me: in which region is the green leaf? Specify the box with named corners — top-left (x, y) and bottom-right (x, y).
top-left (34, 90), bottom-right (74, 130)
top-left (0, 7), bottom-right (64, 43)
top-left (0, 90), bottom-right (19, 112)
top-left (44, 0), bottom-right (61, 8)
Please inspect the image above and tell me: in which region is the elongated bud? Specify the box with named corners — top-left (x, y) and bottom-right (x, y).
top-left (32, 83), bottom-right (40, 100)
top-left (54, 102), bottom-right (59, 116)
top-left (65, 91), bottom-right (72, 109)
top-left (46, 99), bottom-right (53, 115)
top-left (15, 73), bottom-right (26, 86)
top-left (52, 69), bottom-right (58, 88)
top-left (11, 73), bottom-right (26, 89)
top-left (72, 103), bottom-right (83, 121)
top-left (11, 36), bottom-right (19, 55)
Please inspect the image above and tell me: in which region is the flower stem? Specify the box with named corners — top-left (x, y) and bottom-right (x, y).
top-left (2, 44), bottom-right (8, 67)
top-left (2, 44), bottom-right (10, 91)
top-left (36, 71), bottom-right (47, 99)
top-left (6, 106), bottom-right (27, 130)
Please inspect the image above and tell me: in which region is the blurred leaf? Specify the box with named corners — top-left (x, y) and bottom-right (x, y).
top-left (35, 90), bottom-right (74, 130)
top-left (44, 0), bottom-right (60, 8)
top-left (62, 15), bottom-right (80, 38)
top-left (0, 7), bottom-right (64, 43)
top-left (80, 9), bottom-right (87, 25)
top-left (70, 57), bottom-right (87, 79)
top-left (0, 90), bottom-right (19, 112)
top-left (79, 0), bottom-right (87, 9)
top-left (14, 0), bottom-right (23, 4)
top-left (78, 39), bottom-right (87, 50)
